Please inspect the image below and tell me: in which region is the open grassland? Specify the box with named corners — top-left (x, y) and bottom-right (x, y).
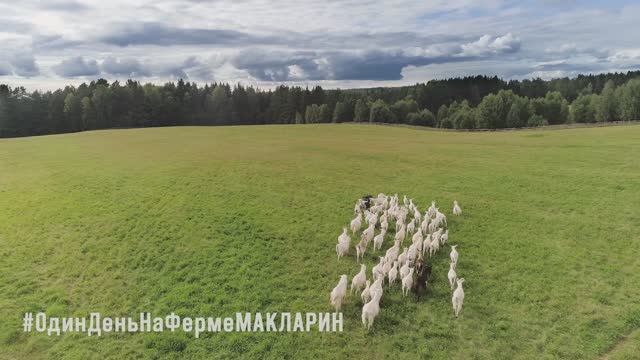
top-left (0, 124), bottom-right (639, 359)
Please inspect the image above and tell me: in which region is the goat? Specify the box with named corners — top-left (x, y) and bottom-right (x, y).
top-left (336, 241), bottom-right (349, 260)
top-left (355, 237), bottom-right (367, 263)
top-left (351, 264), bottom-right (367, 294)
top-left (398, 247), bottom-right (408, 267)
top-left (441, 229), bottom-right (449, 245)
top-left (373, 229), bottom-right (386, 251)
top-left (450, 245), bottom-right (459, 265)
top-left (400, 261), bottom-right (410, 280)
top-left (452, 278), bottom-right (465, 317)
top-left (453, 200), bottom-right (462, 216)
top-left (385, 239), bottom-right (401, 263)
top-left (372, 257), bottom-right (385, 281)
top-left (388, 261), bottom-right (398, 286)
top-left (350, 213), bottom-right (362, 234)
top-left (330, 275), bottom-right (348, 311)
top-left (362, 291), bottom-right (382, 330)
top-left (361, 280), bottom-right (371, 303)
top-left (361, 224), bottom-right (375, 246)
top-left (447, 262), bottom-right (457, 290)
top-left (401, 268), bottom-right (415, 297)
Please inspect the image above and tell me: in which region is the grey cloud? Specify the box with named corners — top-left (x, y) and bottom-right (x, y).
top-left (543, 44), bottom-right (609, 60)
top-left (99, 22), bottom-right (276, 47)
top-left (0, 62), bottom-right (11, 76)
top-left (50, 55), bottom-right (216, 80)
top-left (32, 35), bottom-right (84, 50)
top-left (158, 56), bottom-right (215, 80)
top-left (232, 49), bottom-right (455, 81)
top-left (328, 51), bottom-right (440, 81)
top-left (96, 21), bottom-right (472, 51)
top-left (532, 61), bottom-right (599, 72)
top-left (10, 53), bottom-right (39, 77)
top-left (41, 0), bottom-right (89, 12)
top-left (53, 56), bottom-right (100, 77)
top-left (101, 57), bottom-right (150, 77)
top-left (0, 18), bottom-right (32, 33)
top-left (231, 34), bottom-right (523, 81)
top-left (232, 49), bottom-right (325, 81)
top-left (533, 61), bottom-right (605, 73)
top-left (304, 32), bottom-right (473, 50)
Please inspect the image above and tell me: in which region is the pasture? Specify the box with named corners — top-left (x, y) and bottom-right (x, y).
top-left (0, 124), bottom-right (639, 359)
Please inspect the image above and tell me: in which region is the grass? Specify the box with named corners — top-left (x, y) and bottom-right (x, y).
top-left (0, 124), bottom-right (639, 359)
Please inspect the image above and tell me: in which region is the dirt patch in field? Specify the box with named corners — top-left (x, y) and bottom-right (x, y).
top-left (599, 329), bottom-right (640, 360)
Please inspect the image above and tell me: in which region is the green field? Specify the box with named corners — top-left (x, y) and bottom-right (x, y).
top-left (1, 124), bottom-right (639, 359)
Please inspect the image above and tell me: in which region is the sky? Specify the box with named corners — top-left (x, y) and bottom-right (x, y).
top-left (1, 0), bottom-right (639, 91)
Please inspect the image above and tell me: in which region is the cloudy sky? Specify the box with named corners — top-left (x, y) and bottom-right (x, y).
top-left (1, 0), bottom-right (639, 90)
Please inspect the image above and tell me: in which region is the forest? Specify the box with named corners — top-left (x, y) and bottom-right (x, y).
top-left (1, 71), bottom-right (640, 137)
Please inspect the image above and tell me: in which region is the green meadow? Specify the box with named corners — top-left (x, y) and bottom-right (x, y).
top-left (1, 124), bottom-right (639, 359)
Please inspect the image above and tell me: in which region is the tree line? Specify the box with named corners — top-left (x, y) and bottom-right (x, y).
top-left (2, 71), bottom-right (640, 137)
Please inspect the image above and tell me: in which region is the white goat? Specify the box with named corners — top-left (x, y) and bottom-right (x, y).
top-left (368, 212), bottom-right (379, 227)
top-left (351, 264), bottom-right (367, 294)
top-left (429, 235), bottom-right (440, 257)
top-left (406, 219), bottom-right (415, 236)
top-left (411, 228), bottom-right (423, 245)
top-left (420, 217), bottom-right (429, 234)
top-left (362, 290), bottom-right (382, 330)
top-left (350, 213), bottom-right (362, 234)
top-left (450, 245), bottom-right (459, 264)
top-left (380, 212), bottom-right (388, 224)
top-left (431, 229), bottom-right (442, 250)
top-left (453, 200), bottom-right (462, 216)
top-left (434, 211), bottom-right (447, 228)
top-left (407, 243), bottom-right (417, 265)
top-left (385, 239), bottom-right (401, 263)
top-left (394, 225), bottom-right (406, 244)
top-left (354, 199), bottom-right (364, 215)
top-left (355, 238), bottom-right (367, 263)
top-left (441, 229), bottom-right (449, 245)
top-left (336, 240), bottom-right (349, 260)
top-left (395, 218), bottom-right (404, 232)
top-left (372, 257), bottom-right (385, 281)
top-left (401, 268), bottom-right (415, 297)
top-left (370, 277), bottom-right (383, 299)
top-left (452, 278), bottom-right (465, 317)
top-left (414, 235), bottom-right (423, 257)
top-left (382, 258), bottom-right (392, 276)
top-left (381, 219), bottom-right (389, 232)
top-left (361, 224), bottom-right (375, 245)
top-left (336, 227), bottom-right (350, 259)
top-left (361, 280), bottom-right (371, 303)
top-left (338, 227), bottom-right (349, 244)
top-left (398, 247), bottom-right (408, 267)
top-left (388, 261), bottom-right (398, 286)
top-left (330, 275), bottom-right (348, 311)
top-left (427, 201), bottom-right (437, 218)
top-left (447, 262), bottom-right (457, 290)
top-left (373, 230), bottom-right (386, 251)
top-left (422, 234), bottom-right (431, 257)
top-left (399, 261), bottom-right (410, 280)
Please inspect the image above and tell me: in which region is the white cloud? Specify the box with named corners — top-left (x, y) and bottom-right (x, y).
top-left (459, 33), bottom-right (520, 57)
top-left (607, 49), bottom-right (640, 66)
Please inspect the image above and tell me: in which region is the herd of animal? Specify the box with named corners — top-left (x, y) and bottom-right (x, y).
top-left (330, 194), bottom-right (465, 330)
